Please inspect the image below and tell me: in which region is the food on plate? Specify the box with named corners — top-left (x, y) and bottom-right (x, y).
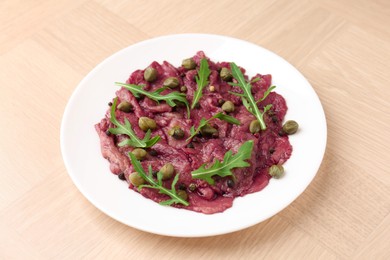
top-left (95, 51), bottom-right (298, 214)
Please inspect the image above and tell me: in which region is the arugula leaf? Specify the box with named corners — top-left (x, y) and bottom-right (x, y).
top-left (191, 140), bottom-right (254, 184)
top-left (108, 98), bottom-right (161, 148)
top-left (129, 153), bottom-right (189, 206)
top-left (250, 77), bottom-right (261, 84)
top-left (191, 58), bottom-right (211, 109)
top-left (213, 112), bottom-right (241, 125)
top-left (115, 82), bottom-right (190, 117)
top-left (186, 112), bottom-right (240, 141)
top-left (257, 85), bottom-right (276, 103)
top-left (262, 104), bottom-right (273, 115)
top-left (229, 62), bottom-right (275, 131)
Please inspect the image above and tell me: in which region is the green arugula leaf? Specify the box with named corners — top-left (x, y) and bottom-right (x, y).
top-left (213, 112), bottom-right (241, 125)
top-left (229, 63), bottom-right (275, 131)
top-left (115, 82), bottom-right (190, 117)
top-left (263, 104), bottom-right (273, 114)
top-left (186, 112), bottom-right (240, 141)
top-left (191, 140), bottom-right (254, 184)
top-left (108, 98), bottom-right (161, 148)
top-left (191, 58), bottom-right (211, 109)
top-left (129, 153), bottom-right (189, 206)
top-left (257, 85), bottom-right (276, 103)
top-left (189, 125), bottom-right (196, 136)
top-left (250, 77), bottom-right (261, 84)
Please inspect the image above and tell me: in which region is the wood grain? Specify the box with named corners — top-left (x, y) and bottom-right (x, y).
top-left (1, 0), bottom-right (389, 259)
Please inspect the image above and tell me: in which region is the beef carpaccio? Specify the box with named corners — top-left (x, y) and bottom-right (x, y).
top-left (95, 51), bottom-right (293, 214)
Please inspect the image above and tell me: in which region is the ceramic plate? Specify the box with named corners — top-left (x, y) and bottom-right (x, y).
top-left (61, 34), bottom-right (327, 237)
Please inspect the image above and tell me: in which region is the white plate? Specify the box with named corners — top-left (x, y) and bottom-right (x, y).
top-left (61, 34), bottom-right (327, 237)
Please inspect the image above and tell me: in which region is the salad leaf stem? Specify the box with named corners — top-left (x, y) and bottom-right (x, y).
top-left (186, 112), bottom-right (240, 141)
top-left (229, 62), bottom-right (275, 131)
top-left (191, 58), bottom-right (211, 109)
top-left (191, 140), bottom-right (254, 184)
top-left (129, 153), bottom-right (189, 206)
top-left (115, 82), bottom-right (190, 117)
top-left (257, 85), bottom-right (276, 103)
top-left (108, 98), bottom-right (160, 148)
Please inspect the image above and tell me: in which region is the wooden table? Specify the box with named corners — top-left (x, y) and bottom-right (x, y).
top-left (1, 0), bottom-right (389, 259)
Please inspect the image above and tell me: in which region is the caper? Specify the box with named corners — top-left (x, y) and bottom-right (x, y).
top-left (144, 67), bottom-right (158, 82)
top-left (188, 183), bottom-right (197, 191)
top-left (200, 124), bottom-right (218, 137)
top-left (269, 165), bottom-right (284, 179)
top-left (177, 190), bottom-right (188, 201)
top-left (221, 101), bottom-right (235, 113)
top-left (131, 148), bottom-right (147, 160)
top-left (168, 126), bottom-right (185, 139)
top-left (249, 120), bottom-right (261, 134)
top-left (182, 58), bottom-right (196, 70)
top-left (160, 163), bottom-right (174, 180)
top-left (163, 77), bottom-right (180, 88)
top-left (282, 120), bottom-right (299, 135)
top-left (138, 117), bottom-right (157, 131)
top-left (220, 67), bottom-right (232, 81)
top-left (129, 172), bottom-right (145, 187)
top-left (117, 101), bottom-right (133, 113)
top-left (180, 86), bottom-right (187, 92)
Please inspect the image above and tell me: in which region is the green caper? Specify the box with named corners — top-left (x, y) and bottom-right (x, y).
top-left (180, 86), bottom-right (187, 92)
top-left (168, 126), bottom-right (185, 139)
top-left (249, 120), bottom-right (261, 134)
top-left (144, 67), bottom-right (158, 82)
top-left (129, 172), bottom-right (145, 187)
top-left (117, 101), bottom-right (133, 113)
top-left (177, 190), bottom-right (188, 201)
top-left (160, 163), bottom-right (174, 180)
top-left (138, 117), bottom-right (157, 131)
top-left (200, 124), bottom-right (218, 137)
top-left (182, 58), bottom-right (196, 70)
top-left (282, 120), bottom-right (299, 135)
top-left (220, 67), bottom-right (232, 81)
top-left (131, 148), bottom-right (147, 160)
top-left (221, 101), bottom-right (235, 113)
top-left (269, 165), bottom-right (284, 179)
top-left (163, 77), bottom-right (179, 88)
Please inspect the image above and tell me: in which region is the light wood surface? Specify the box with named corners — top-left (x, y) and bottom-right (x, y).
top-left (1, 0), bottom-right (389, 259)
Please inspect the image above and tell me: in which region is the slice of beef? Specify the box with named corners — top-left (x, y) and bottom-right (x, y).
top-left (139, 98), bottom-right (172, 113)
top-left (95, 118), bottom-right (130, 174)
top-left (186, 193), bottom-right (234, 214)
top-left (116, 87), bottom-right (145, 118)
